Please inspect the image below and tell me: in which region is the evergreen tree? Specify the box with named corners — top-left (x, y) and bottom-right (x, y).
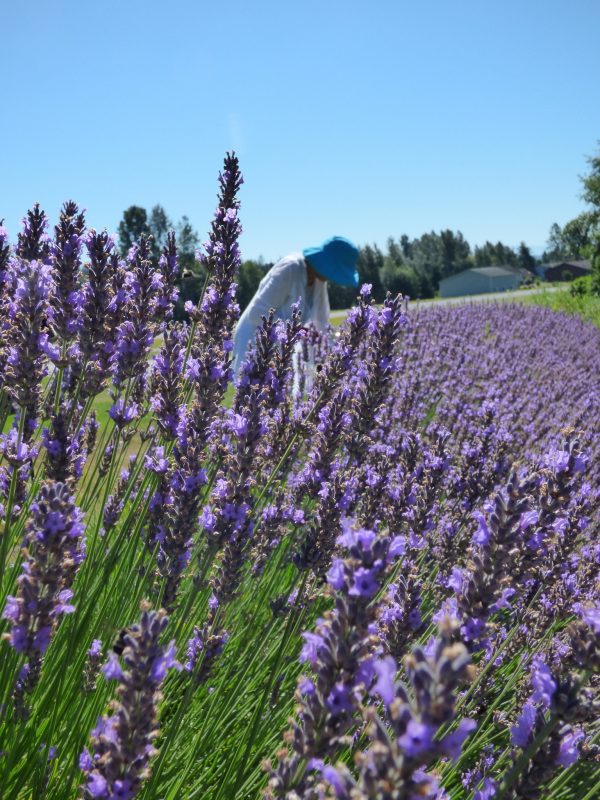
top-left (149, 205), bottom-right (172, 261)
top-left (439, 229), bottom-right (470, 278)
top-left (118, 206), bottom-right (151, 257)
top-left (517, 242), bottom-right (536, 272)
top-left (357, 244), bottom-right (385, 302)
top-left (174, 216), bottom-right (203, 320)
top-left (176, 216), bottom-right (200, 275)
top-left (387, 237), bottom-right (404, 266)
top-left (400, 234), bottom-right (412, 259)
top-left (474, 241), bottom-right (517, 267)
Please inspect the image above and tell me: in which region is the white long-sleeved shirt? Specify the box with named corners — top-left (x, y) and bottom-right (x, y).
top-left (232, 252), bottom-right (330, 374)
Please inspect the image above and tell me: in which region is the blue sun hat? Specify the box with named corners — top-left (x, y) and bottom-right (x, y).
top-left (303, 236), bottom-right (359, 287)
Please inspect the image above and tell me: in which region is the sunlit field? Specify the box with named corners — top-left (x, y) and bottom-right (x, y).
top-left (0, 155), bottom-right (598, 800)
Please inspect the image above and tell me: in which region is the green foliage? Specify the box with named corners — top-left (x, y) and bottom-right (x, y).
top-left (118, 206), bottom-right (151, 256)
top-left (327, 280), bottom-right (357, 310)
top-left (580, 144), bottom-right (600, 297)
top-left (117, 205), bottom-right (205, 320)
top-left (544, 143), bottom-right (600, 265)
top-left (117, 203), bottom-right (541, 309)
top-left (517, 241), bottom-right (536, 272)
top-left (590, 238), bottom-right (600, 296)
top-left (439, 229), bottom-right (471, 277)
top-left (543, 214), bottom-right (595, 262)
top-left (237, 259), bottom-right (270, 310)
top-left (474, 240), bottom-right (517, 267)
top-left (581, 145), bottom-right (600, 214)
top-left (148, 205), bottom-right (172, 261)
top-left (176, 215), bottom-right (200, 274)
top-left (525, 288), bottom-right (600, 328)
top-left (174, 272), bottom-right (205, 321)
top-left (381, 260), bottom-right (421, 298)
top-left (357, 244), bottom-right (385, 302)
top-left (570, 275), bottom-right (592, 297)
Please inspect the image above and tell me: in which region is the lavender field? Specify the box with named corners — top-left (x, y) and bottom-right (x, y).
top-left (0, 155), bottom-right (599, 800)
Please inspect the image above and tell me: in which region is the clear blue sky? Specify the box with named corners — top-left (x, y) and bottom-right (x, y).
top-left (2, 0), bottom-right (599, 261)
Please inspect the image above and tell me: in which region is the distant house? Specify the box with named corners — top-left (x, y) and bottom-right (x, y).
top-left (439, 266), bottom-right (522, 298)
top-left (542, 260), bottom-right (591, 282)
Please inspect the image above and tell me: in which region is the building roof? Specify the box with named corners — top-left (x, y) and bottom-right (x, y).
top-left (470, 266), bottom-right (522, 277)
top-left (538, 259), bottom-right (591, 272)
top-left (441, 266), bottom-right (521, 284)
top-left (552, 259), bottom-right (591, 271)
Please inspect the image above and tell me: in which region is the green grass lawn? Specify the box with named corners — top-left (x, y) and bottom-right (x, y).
top-left (523, 287), bottom-right (600, 327)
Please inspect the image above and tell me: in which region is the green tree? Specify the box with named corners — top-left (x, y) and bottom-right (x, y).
top-left (517, 242), bottom-right (536, 272)
top-left (118, 206), bottom-right (151, 256)
top-left (381, 260), bottom-right (421, 298)
top-left (357, 244), bottom-right (385, 302)
top-left (543, 223), bottom-right (565, 261)
top-left (581, 144), bottom-right (600, 294)
top-left (411, 231), bottom-right (444, 287)
top-left (562, 213), bottom-right (594, 258)
top-left (474, 241), bottom-right (517, 267)
top-left (387, 237), bottom-right (404, 266)
top-left (439, 229), bottom-right (471, 278)
top-left (328, 280), bottom-right (357, 310)
top-left (399, 234), bottom-right (412, 260)
top-left (176, 216), bottom-right (200, 275)
top-left (149, 205), bottom-right (172, 261)
top-left (581, 145), bottom-right (600, 216)
top-left (236, 260), bottom-right (270, 311)
top-left (591, 246), bottom-right (600, 295)
top-left (174, 216), bottom-right (203, 320)
top-left (543, 214), bottom-right (594, 261)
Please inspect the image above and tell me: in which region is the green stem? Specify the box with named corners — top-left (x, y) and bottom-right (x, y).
top-left (494, 717), bottom-right (559, 800)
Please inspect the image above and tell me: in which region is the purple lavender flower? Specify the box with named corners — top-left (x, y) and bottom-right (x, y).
top-left (110, 235), bottom-right (165, 386)
top-left (186, 153), bottom-right (243, 431)
top-left (156, 230), bottom-right (179, 316)
top-left (510, 702), bottom-right (537, 748)
top-left (557, 728), bottom-right (585, 768)
top-left (575, 602), bottom-right (600, 634)
top-left (81, 606), bottom-right (180, 799)
top-left (4, 256), bottom-right (54, 435)
top-left (316, 618), bottom-right (475, 800)
top-left (185, 625), bottom-right (229, 685)
top-left (42, 404), bottom-right (89, 484)
top-left (530, 656), bottom-right (556, 709)
top-left (49, 200), bottom-right (86, 343)
top-left (473, 778), bottom-right (498, 800)
top-left (108, 399), bottom-right (139, 429)
top-left (3, 481), bottom-right (85, 702)
top-left (148, 323), bottom-right (187, 438)
top-left (16, 204), bottom-right (51, 263)
top-left (74, 229), bottom-right (120, 398)
top-left (265, 520), bottom-right (433, 798)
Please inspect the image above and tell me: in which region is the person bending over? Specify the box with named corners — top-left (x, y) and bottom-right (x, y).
top-left (232, 235), bottom-right (359, 375)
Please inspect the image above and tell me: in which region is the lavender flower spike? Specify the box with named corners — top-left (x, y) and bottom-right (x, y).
top-left (80, 605), bottom-right (180, 799)
top-left (2, 481), bottom-right (85, 699)
top-left (5, 255), bottom-right (54, 437)
top-left (50, 200), bottom-right (86, 344)
top-left (322, 617), bottom-right (476, 799)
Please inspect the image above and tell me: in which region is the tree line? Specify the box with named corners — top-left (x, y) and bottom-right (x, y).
top-left (117, 207), bottom-right (540, 312)
top-left (117, 144), bottom-right (600, 313)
